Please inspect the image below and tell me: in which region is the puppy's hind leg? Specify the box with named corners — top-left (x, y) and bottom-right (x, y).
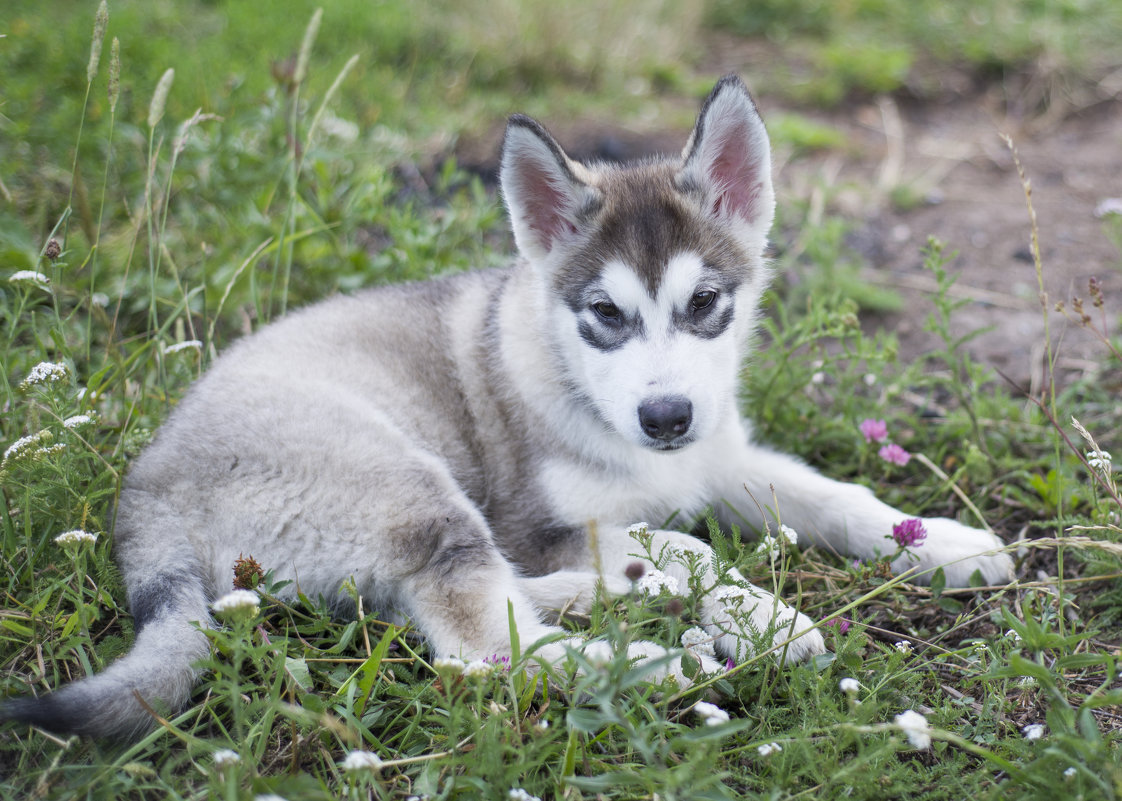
top-left (394, 522), bottom-right (566, 665)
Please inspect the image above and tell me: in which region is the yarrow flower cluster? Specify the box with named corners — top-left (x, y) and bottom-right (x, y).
top-left (626, 522), bottom-right (650, 537)
top-left (8, 270), bottom-right (51, 292)
top-left (1086, 449), bottom-right (1113, 474)
top-left (894, 709), bottom-right (932, 749)
top-left (891, 518), bottom-right (928, 549)
top-left (19, 361), bottom-right (71, 391)
top-left (1022, 723), bottom-right (1045, 741)
top-left (894, 640), bottom-right (912, 655)
top-left (755, 524), bottom-right (798, 560)
top-left (508, 789), bottom-right (542, 801)
top-left (463, 659), bottom-right (493, 679)
top-left (433, 656), bottom-right (466, 671)
top-left (838, 677), bottom-right (860, 694)
top-left (756, 742), bottom-right (783, 757)
top-left (212, 749), bottom-right (241, 769)
top-left (2, 429), bottom-right (53, 467)
top-left (637, 568), bottom-right (679, 596)
top-left (680, 626), bottom-right (717, 659)
top-left (693, 701), bottom-right (730, 726)
top-left (63, 414), bottom-right (96, 430)
top-left (55, 529), bottom-right (98, 547)
top-left (211, 589), bottom-right (260, 620)
top-left (341, 750), bottom-right (384, 773)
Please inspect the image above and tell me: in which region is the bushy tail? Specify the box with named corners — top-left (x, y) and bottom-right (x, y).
top-left (1, 574), bottom-right (211, 739)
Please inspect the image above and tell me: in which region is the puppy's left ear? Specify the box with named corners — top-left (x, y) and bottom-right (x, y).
top-left (679, 75), bottom-right (775, 251)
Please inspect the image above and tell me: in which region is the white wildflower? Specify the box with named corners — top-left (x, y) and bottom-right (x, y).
top-left (8, 271), bottom-right (51, 292)
top-left (20, 361), bottom-right (71, 390)
top-left (779, 524), bottom-right (798, 546)
top-left (432, 656), bottom-right (466, 674)
top-left (756, 742), bottom-right (782, 757)
top-left (3, 430), bottom-right (52, 465)
top-left (1005, 628), bottom-right (1023, 642)
top-left (637, 569), bottom-right (679, 596)
top-left (863, 373), bottom-right (878, 386)
top-left (255, 795), bottom-right (289, 801)
top-left (55, 530), bottom-right (98, 546)
top-left (839, 677), bottom-right (860, 694)
top-left (90, 292), bottom-right (110, 308)
top-left (693, 700), bottom-right (730, 726)
top-left (63, 414), bottom-right (95, 430)
top-left (680, 626), bottom-right (716, 659)
top-left (318, 111), bottom-right (360, 143)
top-left (462, 659), bottom-right (492, 679)
top-left (341, 749), bottom-right (383, 772)
top-left (508, 789), bottom-right (541, 801)
top-left (1086, 450), bottom-right (1113, 473)
top-left (163, 340), bottom-right (203, 355)
top-left (212, 749), bottom-right (241, 768)
top-left (211, 589), bottom-right (260, 617)
top-left (534, 719), bottom-right (551, 732)
top-left (1022, 723), bottom-right (1045, 741)
top-left (1063, 767), bottom-right (1077, 779)
top-left (894, 640), bottom-right (912, 655)
top-left (626, 522), bottom-right (650, 536)
top-left (894, 710), bottom-right (931, 750)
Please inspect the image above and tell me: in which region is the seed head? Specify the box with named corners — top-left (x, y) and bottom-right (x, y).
top-left (88, 1), bottom-right (108, 83)
top-left (624, 561), bottom-right (646, 582)
top-left (148, 68), bottom-right (175, 129)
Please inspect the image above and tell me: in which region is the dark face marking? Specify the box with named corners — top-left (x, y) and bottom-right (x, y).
top-left (576, 298), bottom-right (646, 352)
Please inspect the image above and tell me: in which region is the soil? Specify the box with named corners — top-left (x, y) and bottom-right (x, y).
top-left (454, 56), bottom-right (1122, 392)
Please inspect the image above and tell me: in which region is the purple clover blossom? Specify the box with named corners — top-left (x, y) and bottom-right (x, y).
top-left (484, 654), bottom-right (511, 670)
top-left (859, 418), bottom-right (889, 443)
top-left (892, 518), bottom-right (928, 549)
top-left (826, 617), bottom-right (851, 635)
top-left (878, 443), bottom-right (911, 466)
top-left (725, 657), bottom-right (735, 672)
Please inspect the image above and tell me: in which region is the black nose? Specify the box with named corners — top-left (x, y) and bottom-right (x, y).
top-left (638, 397), bottom-right (693, 441)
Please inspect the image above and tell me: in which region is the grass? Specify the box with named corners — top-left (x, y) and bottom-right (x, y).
top-left (2, 2), bottom-right (1121, 799)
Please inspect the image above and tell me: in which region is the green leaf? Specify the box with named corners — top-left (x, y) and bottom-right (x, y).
top-left (930, 567), bottom-right (946, 599)
top-left (284, 657), bottom-right (313, 693)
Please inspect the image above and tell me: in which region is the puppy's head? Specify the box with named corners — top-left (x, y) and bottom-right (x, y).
top-left (500, 76), bottom-right (775, 451)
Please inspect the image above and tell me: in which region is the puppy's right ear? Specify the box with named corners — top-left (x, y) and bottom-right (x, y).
top-left (500, 115), bottom-right (597, 263)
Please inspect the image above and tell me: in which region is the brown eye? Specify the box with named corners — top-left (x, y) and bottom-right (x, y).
top-left (691, 290), bottom-right (716, 311)
top-left (593, 300), bottom-right (621, 321)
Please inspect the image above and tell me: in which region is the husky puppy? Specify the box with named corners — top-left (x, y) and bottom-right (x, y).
top-left (3, 75), bottom-right (1012, 738)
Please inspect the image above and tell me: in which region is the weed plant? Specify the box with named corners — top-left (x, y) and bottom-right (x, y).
top-left (2, 4), bottom-right (1121, 800)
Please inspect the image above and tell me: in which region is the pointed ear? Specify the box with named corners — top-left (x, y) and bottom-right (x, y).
top-left (679, 75), bottom-right (775, 248)
top-left (500, 115), bottom-right (596, 262)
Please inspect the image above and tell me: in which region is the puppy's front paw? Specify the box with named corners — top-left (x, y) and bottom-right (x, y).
top-left (897, 518), bottom-right (1013, 587)
top-left (706, 586), bottom-right (826, 664)
top-left (773, 611), bottom-right (826, 663)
